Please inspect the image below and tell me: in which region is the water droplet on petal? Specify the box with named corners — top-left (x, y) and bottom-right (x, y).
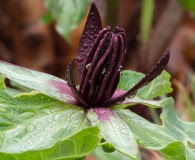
top-left (83, 43), bottom-right (88, 49)
top-left (89, 35), bottom-right (93, 40)
top-left (91, 24), bottom-right (94, 29)
top-left (80, 48), bottom-right (84, 52)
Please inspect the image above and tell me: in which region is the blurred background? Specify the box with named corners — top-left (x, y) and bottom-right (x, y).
top-left (1, 0), bottom-right (195, 159)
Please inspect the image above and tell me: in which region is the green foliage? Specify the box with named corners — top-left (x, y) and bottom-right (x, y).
top-left (87, 109), bottom-right (138, 159)
top-left (177, 0), bottom-right (195, 12)
top-left (0, 77), bottom-right (100, 159)
top-left (118, 70), bottom-right (172, 99)
top-left (0, 127), bottom-right (100, 160)
top-left (115, 98), bottom-right (195, 159)
top-left (0, 61), bottom-right (195, 159)
top-left (102, 142), bottom-right (115, 153)
top-left (44, 0), bottom-right (92, 42)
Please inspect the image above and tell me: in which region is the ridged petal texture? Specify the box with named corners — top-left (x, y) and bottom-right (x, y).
top-left (79, 27), bottom-right (126, 106)
top-left (77, 3), bottom-right (102, 78)
top-left (66, 3), bottom-right (170, 108)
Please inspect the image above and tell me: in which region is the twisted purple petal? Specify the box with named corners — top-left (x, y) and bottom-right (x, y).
top-left (105, 50), bottom-right (170, 106)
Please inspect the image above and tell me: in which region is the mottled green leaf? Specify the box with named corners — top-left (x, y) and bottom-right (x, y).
top-left (115, 98), bottom-right (195, 159)
top-left (0, 61), bottom-right (77, 104)
top-left (118, 70), bottom-right (172, 100)
top-left (87, 108), bottom-right (137, 159)
top-left (0, 77), bottom-right (100, 159)
top-left (0, 127), bottom-right (100, 160)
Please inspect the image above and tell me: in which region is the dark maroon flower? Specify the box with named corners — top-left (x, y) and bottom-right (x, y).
top-left (66, 3), bottom-right (170, 108)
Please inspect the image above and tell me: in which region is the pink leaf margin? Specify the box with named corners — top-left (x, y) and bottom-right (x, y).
top-left (0, 60), bottom-right (78, 105)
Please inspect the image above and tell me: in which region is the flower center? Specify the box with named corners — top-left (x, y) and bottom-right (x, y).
top-left (79, 27), bottom-right (126, 106)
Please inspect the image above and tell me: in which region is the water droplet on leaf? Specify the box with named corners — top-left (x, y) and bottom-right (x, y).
top-left (0, 107), bottom-right (8, 113)
top-left (120, 128), bottom-right (128, 135)
top-left (18, 110), bottom-right (36, 119)
top-left (26, 124), bottom-right (36, 133)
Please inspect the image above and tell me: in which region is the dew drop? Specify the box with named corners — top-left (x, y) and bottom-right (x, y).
top-left (83, 43), bottom-right (88, 49)
top-left (40, 106), bottom-right (51, 114)
top-left (26, 124), bottom-right (36, 133)
top-left (118, 65), bottom-right (123, 71)
top-left (88, 112), bottom-right (98, 125)
top-left (77, 56), bottom-right (83, 62)
top-left (9, 100), bottom-right (18, 105)
top-left (91, 24), bottom-right (94, 29)
top-left (0, 107), bottom-right (8, 113)
top-left (80, 48), bottom-right (84, 52)
top-left (89, 35), bottom-right (93, 40)
top-left (120, 128), bottom-right (128, 135)
top-left (18, 110), bottom-right (36, 119)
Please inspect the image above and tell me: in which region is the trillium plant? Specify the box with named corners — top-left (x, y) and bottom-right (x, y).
top-left (0, 3), bottom-right (195, 160)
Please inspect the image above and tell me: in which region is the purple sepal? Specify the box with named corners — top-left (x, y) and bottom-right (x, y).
top-left (77, 3), bottom-right (102, 79)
